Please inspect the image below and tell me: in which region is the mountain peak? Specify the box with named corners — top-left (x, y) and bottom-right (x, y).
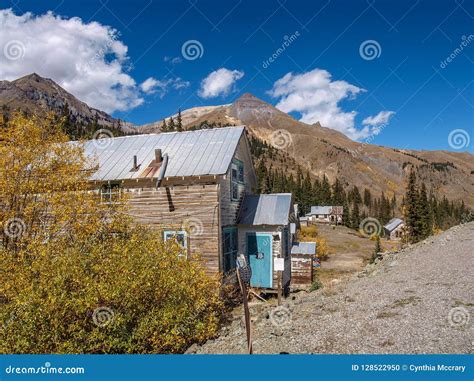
top-left (1, 73), bottom-right (118, 128)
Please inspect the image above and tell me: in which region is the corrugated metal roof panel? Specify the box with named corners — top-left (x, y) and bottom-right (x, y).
top-left (237, 193), bottom-right (292, 226)
top-left (291, 242), bottom-right (317, 255)
top-left (80, 126), bottom-right (245, 181)
top-left (308, 206), bottom-right (333, 215)
top-left (384, 218), bottom-right (403, 232)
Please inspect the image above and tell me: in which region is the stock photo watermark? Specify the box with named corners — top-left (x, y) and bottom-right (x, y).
top-left (359, 40), bottom-right (382, 60)
top-left (440, 34), bottom-right (474, 69)
top-left (262, 31), bottom-right (300, 69)
top-left (181, 40), bottom-right (204, 60)
top-left (3, 39), bottom-right (25, 61)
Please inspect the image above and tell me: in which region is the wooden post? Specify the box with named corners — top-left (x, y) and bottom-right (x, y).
top-left (237, 269), bottom-right (252, 354)
top-left (277, 271), bottom-right (282, 306)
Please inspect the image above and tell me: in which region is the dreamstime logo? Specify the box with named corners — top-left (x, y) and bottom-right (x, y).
top-left (270, 129), bottom-right (292, 150)
top-left (262, 31), bottom-right (300, 69)
top-left (182, 217), bottom-right (204, 236)
top-left (269, 306), bottom-right (292, 327)
top-left (359, 217), bottom-right (382, 238)
top-left (3, 217), bottom-right (26, 238)
top-left (92, 306), bottom-right (115, 327)
top-left (448, 129), bottom-right (470, 150)
top-left (3, 40), bottom-right (25, 61)
top-left (359, 40), bottom-right (382, 60)
top-left (181, 40), bottom-right (204, 60)
top-left (440, 34), bottom-right (474, 69)
top-left (92, 129), bottom-right (114, 149)
top-left (448, 307), bottom-right (470, 328)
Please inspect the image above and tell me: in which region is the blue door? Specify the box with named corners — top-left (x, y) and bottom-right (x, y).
top-left (247, 233), bottom-right (272, 288)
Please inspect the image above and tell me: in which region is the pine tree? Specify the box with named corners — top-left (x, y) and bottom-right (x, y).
top-left (161, 119), bottom-right (168, 132)
top-left (405, 169), bottom-right (422, 242)
top-left (176, 109), bottom-right (183, 132)
top-left (331, 178), bottom-right (345, 205)
top-left (320, 175), bottom-right (331, 204)
top-left (168, 116), bottom-right (176, 131)
top-left (351, 202), bottom-right (361, 229)
top-left (363, 188), bottom-right (372, 208)
top-left (301, 172), bottom-right (312, 214)
top-left (372, 235), bottom-right (382, 262)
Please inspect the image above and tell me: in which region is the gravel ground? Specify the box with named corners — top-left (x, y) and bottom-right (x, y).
top-left (189, 222), bottom-right (474, 354)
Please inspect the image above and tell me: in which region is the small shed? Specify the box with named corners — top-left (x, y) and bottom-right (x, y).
top-left (237, 193), bottom-right (294, 291)
top-left (290, 242), bottom-right (317, 288)
top-left (384, 218), bottom-right (405, 240)
top-left (299, 216), bottom-right (309, 227)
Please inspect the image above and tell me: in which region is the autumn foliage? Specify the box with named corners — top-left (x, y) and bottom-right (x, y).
top-left (0, 113), bottom-right (223, 353)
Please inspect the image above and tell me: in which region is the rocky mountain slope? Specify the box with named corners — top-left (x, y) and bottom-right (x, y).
top-left (148, 93), bottom-right (474, 208)
top-left (190, 221), bottom-right (474, 354)
top-left (0, 73), bottom-right (124, 128)
top-left (1, 74), bottom-right (472, 208)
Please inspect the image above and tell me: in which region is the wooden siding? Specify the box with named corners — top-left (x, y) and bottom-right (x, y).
top-left (291, 254), bottom-right (313, 286)
top-left (220, 134), bottom-right (257, 227)
top-left (121, 181), bottom-right (221, 273)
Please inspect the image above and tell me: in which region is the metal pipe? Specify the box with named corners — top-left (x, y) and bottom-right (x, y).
top-left (156, 153), bottom-right (168, 188)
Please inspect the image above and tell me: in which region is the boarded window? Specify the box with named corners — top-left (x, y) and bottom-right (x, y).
top-left (222, 227), bottom-right (238, 272)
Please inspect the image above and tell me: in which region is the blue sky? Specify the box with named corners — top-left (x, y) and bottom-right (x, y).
top-left (0, 0), bottom-right (472, 151)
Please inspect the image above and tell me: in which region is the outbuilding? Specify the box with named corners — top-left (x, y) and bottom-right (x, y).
top-left (237, 193), bottom-right (295, 292)
top-left (384, 218), bottom-right (405, 240)
top-left (290, 242), bottom-right (317, 288)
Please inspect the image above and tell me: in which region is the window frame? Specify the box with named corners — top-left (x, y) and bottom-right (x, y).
top-left (163, 230), bottom-right (188, 258)
top-left (222, 226), bottom-right (238, 273)
top-left (230, 159), bottom-right (244, 202)
top-left (100, 182), bottom-right (122, 204)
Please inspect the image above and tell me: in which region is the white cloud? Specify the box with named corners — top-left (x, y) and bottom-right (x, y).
top-left (0, 9), bottom-right (186, 113)
top-left (268, 68), bottom-right (394, 140)
top-left (362, 110), bottom-right (395, 127)
top-left (198, 68), bottom-right (244, 98)
top-left (140, 76), bottom-right (189, 97)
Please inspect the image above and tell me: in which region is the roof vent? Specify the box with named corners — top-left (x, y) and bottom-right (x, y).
top-left (155, 149), bottom-right (163, 163)
top-left (131, 155), bottom-right (140, 172)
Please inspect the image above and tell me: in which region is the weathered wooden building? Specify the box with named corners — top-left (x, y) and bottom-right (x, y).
top-left (290, 242), bottom-right (317, 288)
top-left (306, 205), bottom-right (343, 224)
top-left (384, 218), bottom-right (405, 240)
top-left (236, 193), bottom-right (294, 291)
top-left (82, 126), bottom-right (294, 290)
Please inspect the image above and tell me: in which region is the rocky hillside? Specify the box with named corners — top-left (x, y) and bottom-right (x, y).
top-left (1, 74), bottom-right (472, 208)
top-left (0, 73), bottom-right (124, 128)
top-left (190, 221), bottom-right (474, 354)
top-left (150, 93), bottom-right (474, 209)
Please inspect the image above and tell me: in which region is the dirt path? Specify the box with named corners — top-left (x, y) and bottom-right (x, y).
top-left (316, 224), bottom-right (374, 273)
top-left (190, 222), bottom-right (474, 354)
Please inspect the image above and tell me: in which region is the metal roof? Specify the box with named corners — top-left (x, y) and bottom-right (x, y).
top-left (308, 206), bottom-right (332, 215)
top-left (237, 193), bottom-right (292, 226)
top-left (384, 218), bottom-right (404, 232)
top-left (81, 126), bottom-right (245, 181)
top-left (291, 242), bottom-right (317, 255)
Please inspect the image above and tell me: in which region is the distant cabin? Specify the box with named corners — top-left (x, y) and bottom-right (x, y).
top-left (81, 126), bottom-right (293, 290)
top-left (306, 206), bottom-right (343, 224)
top-left (384, 218), bottom-right (405, 240)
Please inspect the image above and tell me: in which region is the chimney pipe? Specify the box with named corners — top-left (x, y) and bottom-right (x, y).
top-left (131, 155), bottom-right (140, 171)
top-left (155, 149), bottom-right (163, 163)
